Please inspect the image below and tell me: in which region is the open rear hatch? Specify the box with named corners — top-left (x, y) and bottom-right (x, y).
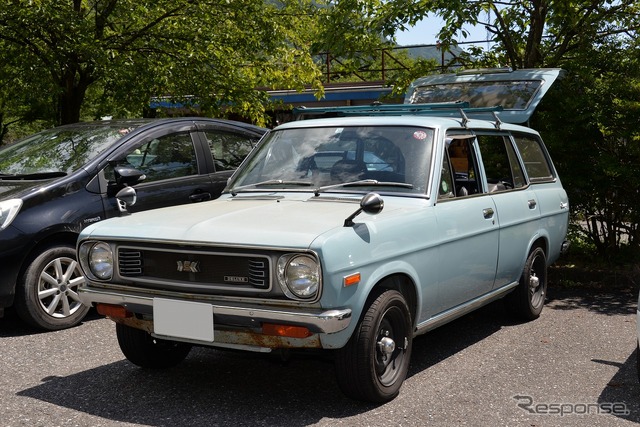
top-left (404, 68), bottom-right (564, 124)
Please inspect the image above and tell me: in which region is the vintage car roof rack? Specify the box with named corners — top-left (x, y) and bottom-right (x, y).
top-left (292, 102), bottom-right (504, 127)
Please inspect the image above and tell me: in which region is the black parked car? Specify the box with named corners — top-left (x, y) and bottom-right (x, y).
top-left (0, 117), bottom-right (266, 330)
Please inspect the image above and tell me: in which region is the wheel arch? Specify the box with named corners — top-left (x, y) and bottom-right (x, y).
top-left (529, 234), bottom-right (548, 257)
top-left (17, 231), bottom-right (79, 280)
top-left (364, 273), bottom-right (418, 329)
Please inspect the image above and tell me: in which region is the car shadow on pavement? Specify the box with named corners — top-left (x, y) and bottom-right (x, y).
top-left (546, 286), bottom-right (637, 316)
top-left (595, 348), bottom-right (640, 423)
top-left (409, 298), bottom-right (515, 378)
top-left (16, 347), bottom-right (376, 426)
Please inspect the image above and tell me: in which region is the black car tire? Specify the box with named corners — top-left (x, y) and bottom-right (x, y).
top-left (335, 289), bottom-right (413, 403)
top-left (14, 245), bottom-right (90, 330)
top-left (116, 323), bottom-right (192, 369)
top-left (507, 246), bottom-right (547, 321)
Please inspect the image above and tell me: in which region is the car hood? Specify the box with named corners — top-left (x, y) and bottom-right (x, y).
top-left (81, 194), bottom-right (402, 248)
top-left (0, 180), bottom-right (49, 200)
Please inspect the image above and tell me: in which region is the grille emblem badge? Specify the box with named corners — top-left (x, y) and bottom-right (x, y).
top-left (177, 261), bottom-right (200, 273)
top-left (224, 276), bottom-right (248, 283)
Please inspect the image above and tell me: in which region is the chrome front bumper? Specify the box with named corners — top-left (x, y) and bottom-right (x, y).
top-left (79, 286), bottom-right (352, 334)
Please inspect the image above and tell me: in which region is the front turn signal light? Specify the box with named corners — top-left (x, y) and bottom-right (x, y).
top-left (262, 323), bottom-right (312, 338)
top-left (96, 303), bottom-right (132, 319)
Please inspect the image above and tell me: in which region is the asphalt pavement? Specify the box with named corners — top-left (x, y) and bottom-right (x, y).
top-left (1, 285), bottom-right (638, 427)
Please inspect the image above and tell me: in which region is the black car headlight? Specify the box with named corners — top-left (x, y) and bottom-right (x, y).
top-left (277, 254), bottom-right (320, 300)
top-left (80, 242), bottom-right (114, 280)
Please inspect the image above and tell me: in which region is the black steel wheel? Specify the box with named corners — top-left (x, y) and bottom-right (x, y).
top-left (335, 289), bottom-right (413, 403)
top-left (507, 246), bottom-right (548, 321)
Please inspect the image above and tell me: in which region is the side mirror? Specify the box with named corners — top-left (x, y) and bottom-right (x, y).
top-left (115, 186), bottom-right (137, 214)
top-left (114, 166), bottom-right (146, 187)
top-left (344, 192), bottom-right (384, 227)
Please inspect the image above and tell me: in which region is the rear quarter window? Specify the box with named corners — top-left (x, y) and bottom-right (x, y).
top-left (512, 134), bottom-right (554, 182)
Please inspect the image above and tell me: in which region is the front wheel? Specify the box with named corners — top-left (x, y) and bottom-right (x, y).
top-left (335, 289), bottom-right (413, 403)
top-left (507, 246), bottom-right (547, 321)
top-left (116, 323), bottom-right (192, 369)
top-left (14, 245), bottom-right (90, 330)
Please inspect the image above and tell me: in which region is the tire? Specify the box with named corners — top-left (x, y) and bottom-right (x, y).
top-left (507, 246), bottom-right (547, 321)
top-left (335, 289), bottom-right (413, 403)
top-left (14, 245), bottom-right (90, 330)
top-left (116, 323), bottom-right (192, 369)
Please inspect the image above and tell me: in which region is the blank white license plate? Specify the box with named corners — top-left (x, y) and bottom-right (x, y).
top-left (153, 298), bottom-right (214, 342)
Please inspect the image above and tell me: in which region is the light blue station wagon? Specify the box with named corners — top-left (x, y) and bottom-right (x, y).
top-left (77, 68), bottom-right (569, 403)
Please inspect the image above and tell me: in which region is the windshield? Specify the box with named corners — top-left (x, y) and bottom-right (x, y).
top-left (229, 125), bottom-right (434, 195)
top-left (0, 123), bottom-right (142, 176)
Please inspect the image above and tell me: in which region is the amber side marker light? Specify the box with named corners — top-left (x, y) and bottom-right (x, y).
top-left (262, 323), bottom-right (312, 338)
top-left (96, 303), bottom-right (132, 319)
top-left (343, 272), bottom-right (361, 287)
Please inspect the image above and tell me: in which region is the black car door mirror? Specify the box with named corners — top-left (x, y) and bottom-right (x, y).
top-left (114, 166), bottom-right (146, 187)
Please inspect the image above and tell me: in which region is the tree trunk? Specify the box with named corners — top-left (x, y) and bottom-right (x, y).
top-left (55, 69), bottom-right (91, 125)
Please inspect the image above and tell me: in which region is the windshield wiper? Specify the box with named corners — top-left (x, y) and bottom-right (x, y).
top-left (230, 179), bottom-right (313, 196)
top-left (314, 179), bottom-right (414, 196)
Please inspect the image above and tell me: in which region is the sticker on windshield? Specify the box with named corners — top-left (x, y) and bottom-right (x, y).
top-left (413, 130), bottom-right (428, 140)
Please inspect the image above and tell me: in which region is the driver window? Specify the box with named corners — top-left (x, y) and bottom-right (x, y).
top-left (107, 132), bottom-right (197, 184)
top-left (447, 138), bottom-right (482, 196)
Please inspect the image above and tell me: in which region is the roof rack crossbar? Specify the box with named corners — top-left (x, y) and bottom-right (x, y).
top-left (293, 102), bottom-right (504, 120)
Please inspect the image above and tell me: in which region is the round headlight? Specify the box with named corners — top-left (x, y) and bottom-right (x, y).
top-left (278, 254), bottom-right (320, 299)
top-left (89, 242), bottom-right (113, 280)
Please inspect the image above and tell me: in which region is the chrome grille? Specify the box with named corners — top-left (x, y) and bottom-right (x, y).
top-left (118, 249), bottom-right (142, 276)
top-left (117, 246), bottom-right (271, 292)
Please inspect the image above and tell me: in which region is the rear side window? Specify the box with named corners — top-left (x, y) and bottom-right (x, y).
top-left (512, 134), bottom-right (554, 182)
top-left (477, 134), bottom-right (527, 191)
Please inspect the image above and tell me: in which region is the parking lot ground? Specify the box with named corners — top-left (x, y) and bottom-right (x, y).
top-left (1, 285), bottom-right (638, 427)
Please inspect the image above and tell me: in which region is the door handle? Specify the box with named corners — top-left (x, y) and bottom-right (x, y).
top-left (528, 199), bottom-right (537, 209)
top-left (483, 208), bottom-right (494, 219)
top-left (189, 192), bottom-right (212, 202)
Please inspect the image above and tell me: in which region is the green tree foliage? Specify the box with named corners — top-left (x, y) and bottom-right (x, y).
top-left (533, 37), bottom-right (640, 261)
top-left (379, 0), bottom-right (640, 70)
top-left (0, 0), bottom-right (324, 130)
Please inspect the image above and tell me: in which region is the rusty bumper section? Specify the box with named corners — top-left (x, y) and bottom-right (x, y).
top-left (79, 286), bottom-right (352, 347)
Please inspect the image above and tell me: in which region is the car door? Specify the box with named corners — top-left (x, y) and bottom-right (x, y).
top-left (100, 121), bottom-right (262, 217)
top-left (105, 128), bottom-right (213, 213)
top-left (475, 132), bottom-right (541, 288)
top-left (511, 132), bottom-right (569, 262)
top-left (434, 135), bottom-right (499, 312)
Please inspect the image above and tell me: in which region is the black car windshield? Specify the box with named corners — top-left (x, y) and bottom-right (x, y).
top-left (0, 122), bottom-right (145, 176)
top-left (229, 125), bottom-right (434, 195)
